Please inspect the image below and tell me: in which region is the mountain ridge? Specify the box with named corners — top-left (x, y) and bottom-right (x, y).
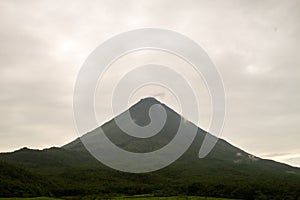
top-left (1, 97), bottom-right (300, 199)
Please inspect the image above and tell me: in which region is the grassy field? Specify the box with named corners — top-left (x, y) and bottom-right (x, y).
top-left (0, 197), bottom-right (236, 200)
top-left (0, 198), bottom-right (62, 200)
top-left (113, 197), bottom-right (235, 200)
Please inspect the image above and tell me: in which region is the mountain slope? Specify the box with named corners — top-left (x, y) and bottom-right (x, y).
top-left (0, 160), bottom-right (51, 197)
top-left (1, 98), bottom-right (300, 199)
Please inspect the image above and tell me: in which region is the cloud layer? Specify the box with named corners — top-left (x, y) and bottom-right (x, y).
top-left (0, 0), bottom-right (299, 166)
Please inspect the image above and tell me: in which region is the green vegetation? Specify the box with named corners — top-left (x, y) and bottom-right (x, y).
top-left (112, 196), bottom-right (236, 200)
top-left (0, 198), bottom-right (61, 200)
top-left (0, 197), bottom-right (234, 200)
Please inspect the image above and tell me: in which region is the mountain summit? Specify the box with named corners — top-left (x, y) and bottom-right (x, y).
top-left (1, 97), bottom-right (300, 198)
top-left (65, 97), bottom-right (195, 154)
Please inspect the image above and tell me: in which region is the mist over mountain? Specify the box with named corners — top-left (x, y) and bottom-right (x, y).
top-left (1, 98), bottom-right (300, 199)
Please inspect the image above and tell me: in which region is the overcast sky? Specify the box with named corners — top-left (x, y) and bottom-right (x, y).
top-left (0, 0), bottom-right (299, 167)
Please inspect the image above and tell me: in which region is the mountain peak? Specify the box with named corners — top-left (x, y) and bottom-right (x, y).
top-left (132, 97), bottom-right (164, 111)
top-left (139, 97), bottom-right (161, 104)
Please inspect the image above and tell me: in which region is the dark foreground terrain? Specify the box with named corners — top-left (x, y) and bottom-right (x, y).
top-left (1, 98), bottom-right (300, 200)
top-left (0, 197), bottom-right (237, 200)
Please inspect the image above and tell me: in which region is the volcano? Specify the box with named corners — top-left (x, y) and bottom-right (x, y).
top-left (1, 98), bottom-right (300, 199)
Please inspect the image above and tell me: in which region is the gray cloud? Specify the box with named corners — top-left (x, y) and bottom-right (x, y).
top-left (0, 0), bottom-right (299, 167)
